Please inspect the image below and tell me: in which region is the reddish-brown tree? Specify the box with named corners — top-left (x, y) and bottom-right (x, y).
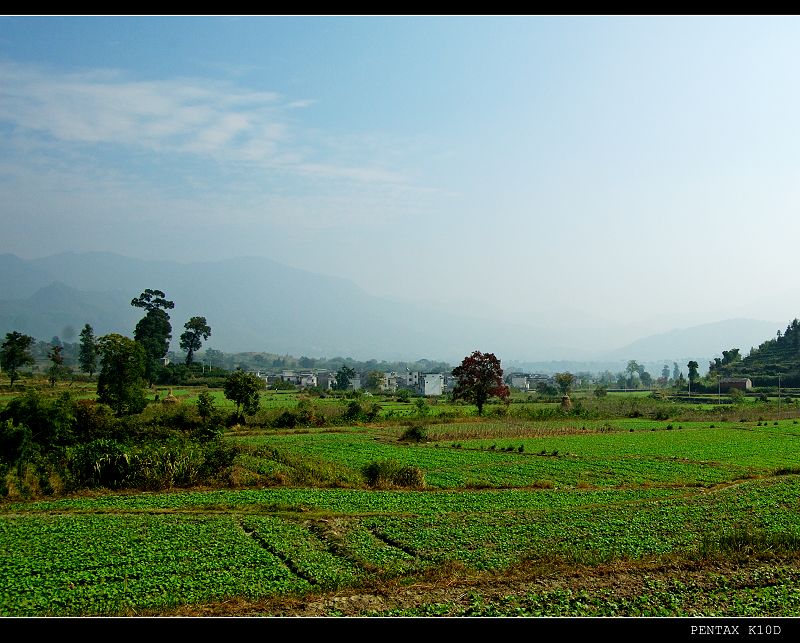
top-left (451, 350), bottom-right (510, 416)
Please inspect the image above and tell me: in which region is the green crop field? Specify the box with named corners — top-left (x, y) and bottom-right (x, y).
top-left (3, 381), bottom-right (800, 617)
top-left (3, 478), bottom-right (800, 616)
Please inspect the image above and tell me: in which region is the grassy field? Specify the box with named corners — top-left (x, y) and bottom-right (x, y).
top-left (3, 381), bottom-right (800, 617)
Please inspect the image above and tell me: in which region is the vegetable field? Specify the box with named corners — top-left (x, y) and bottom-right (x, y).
top-left (3, 387), bottom-right (800, 616)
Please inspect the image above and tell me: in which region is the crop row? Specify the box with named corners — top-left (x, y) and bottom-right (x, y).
top-left (2, 485), bottom-right (687, 515)
top-left (0, 514), bottom-right (308, 616)
top-left (3, 477), bottom-right (800, 616)
top-left (235, 427), bottom-right (786, 488)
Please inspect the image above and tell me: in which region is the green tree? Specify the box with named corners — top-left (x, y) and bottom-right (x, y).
top-left (96, 334), bottom-right (148, 417)
top-left (0, 331), bottom-right (35, 388)
top-left (625, 360), bottom-right (640, 388)
top-left (333, 366), bottom-right (356, 391)
top-left (204, 348), bottom-right (226, 369)
top-left (179, 316), bottom-right (212, 365)
top-left (536, 381), bottom-right (558, 397)
top-left (366, 370), bottom-right (384, 392)
top-left (554, 372), bottom-right (575, 395)
top-left (131, 289), bottom-right (175, 385)
top-left (197, 390), bottom-right (216, 421)
top-left (451, 351), bottom-right (510, 416)
top-left (47, 344), bottom-right (65, 387)
top-left (79, 324), bottom-right (98, 377)
top-left (687, 360), bottom-right (700, 392)
top-left (661, 364), bottom-right (670, 381)
top-left (223, 369), bottom-right (265, 418)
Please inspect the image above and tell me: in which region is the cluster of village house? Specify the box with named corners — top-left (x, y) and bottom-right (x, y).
top-left (254, 370), bottom-right (558, 396)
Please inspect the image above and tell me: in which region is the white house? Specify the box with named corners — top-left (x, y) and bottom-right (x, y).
top-left (421, 373), bottom-right (444, 396)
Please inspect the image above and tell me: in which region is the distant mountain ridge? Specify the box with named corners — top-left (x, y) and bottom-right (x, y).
top-left (0, 252), bottom-right (783, 364)
top-left (601, 318), bottom-right (781, 363)
top-left (0, 252), bottom-right (574, 361)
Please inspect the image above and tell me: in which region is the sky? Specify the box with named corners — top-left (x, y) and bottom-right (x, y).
top-left (1, 16), bottom-right (800, 344)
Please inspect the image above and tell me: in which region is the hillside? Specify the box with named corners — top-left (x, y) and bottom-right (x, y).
top-left (709, 318), bottom-right (800, 386)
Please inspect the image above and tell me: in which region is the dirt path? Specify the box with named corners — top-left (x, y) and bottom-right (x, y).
top-left (158, 555), bottom-right (800, 617)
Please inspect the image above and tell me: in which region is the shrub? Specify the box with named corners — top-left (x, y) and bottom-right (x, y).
top-left (197, 390), bottom-right (215, 420)
top-left (362, 459), bottom-right (425, 489)
top-left (198, 441), bottom-right (240, 481)
top-left (272, 409), bottom-right (299, 429)
top-left (363, 402), bottom-right (381, 422)
top-left (400, 424), bottom-right (428, 442)
top-left (0, 390), bottom-right (77, 448)
top-left (68, 439), bottom-right (131, 489)
top-left (343, 400), bottom-right (364, 422)
top-left (74, 400), bottom-right (116, 441)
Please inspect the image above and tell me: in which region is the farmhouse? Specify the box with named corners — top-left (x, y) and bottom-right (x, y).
top-left (509, 373), bottom-right (529, 390)
top-left (421, 373), bottom-right (444, 396)
top-left (720, 378), bottom-right (752, 392)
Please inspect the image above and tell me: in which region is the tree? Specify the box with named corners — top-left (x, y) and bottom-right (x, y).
top-left (197, 390), bottom-right (215, 421)
top-left (554, 372), bottom-right (575, 395)
top-left (687, 360), bottom-right (700, 392)
top-left (625, 360), bottom-right (640, 388)
top-left (47, 344), bottom-right (65, 387)
top-left (132, 289), bottom-right (175, 385)
top-left (672, 362), bottom-right (681, 382)
top-left (179, 316), bottom-right (212, 365)
top-left (223, 369), bottom-right (265, 418)
top-left (204, 348), bottom-right (226, 369)
top-left (79, 324), bottom-right (98, 377)
top-left (536, 381), bottom-right (558, 397)
top-left (96, 334), bottom-right (148, 417)
top-left (0, 331), bottom-right (35, 388)
top-left (451, 351), bottom-right (510, 416)
top-left (366, 370), bottom-right (384, 392)
top-left (333, 366), bottom-right (356, 391)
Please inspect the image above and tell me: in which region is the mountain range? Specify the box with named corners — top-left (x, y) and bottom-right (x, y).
top-left (0, 252), bottom-right (783, 366)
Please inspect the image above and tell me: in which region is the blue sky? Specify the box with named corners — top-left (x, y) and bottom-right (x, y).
top-left (1, 16), bottom-right (799, 348)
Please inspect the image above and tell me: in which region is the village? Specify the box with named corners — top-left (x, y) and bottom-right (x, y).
top-left (252, 368), bottom-right (560, 396)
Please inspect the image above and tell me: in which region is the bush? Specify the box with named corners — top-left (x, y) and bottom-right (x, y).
top-left (0, 390), bottom-right (77, 448)
top-left (198, 441), bottom-right (240, 481)
top-left (68, 439), bottom-right (131, 489)
top-left (272, 409), bottom-right (299, 429)
top-left (343, 400), bottom-right (364, 422)
top-left (197, 390), bottom-right (215, 420)
top-left (362, 459), bottom-right (425, 489)
top-left (400, 424), bottom-right (428, 442)
top-left (74, 400), bottom-right (116, 441)
top-left (0, 419), bottom-right (31, 466)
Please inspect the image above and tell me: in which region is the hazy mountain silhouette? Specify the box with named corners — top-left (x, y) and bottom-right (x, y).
top-left (0, 252), bottom-right (781, 364)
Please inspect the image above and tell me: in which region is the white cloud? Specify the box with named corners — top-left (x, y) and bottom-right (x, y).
top-left (287, 99), bottom-right (316, 109)
top-left (0, 61), bottom-right (405, 184)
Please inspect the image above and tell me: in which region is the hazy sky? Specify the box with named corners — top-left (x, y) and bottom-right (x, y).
top-left (1, 16), bottom-right (799, 339)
